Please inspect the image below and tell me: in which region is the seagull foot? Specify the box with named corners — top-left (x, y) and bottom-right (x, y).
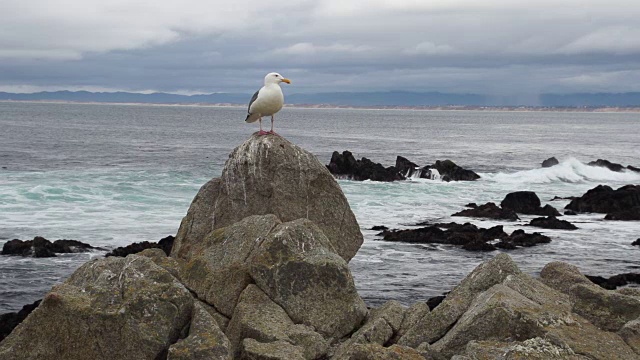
top-left (258, 130), bottom-right (269, 136)
top-left (267, 131), bottom-right (280, 136)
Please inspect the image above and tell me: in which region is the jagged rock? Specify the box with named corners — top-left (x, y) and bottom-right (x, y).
top-left (396, 302), bottom-right (430, 341)
top-left (529, 216), bottom-right (578, 230)
top-left (586, 273), bottom-right (640, 290)
top-left (1, 236), bottom-right (100, 257)
top-left (241, 339), bottom-right (306, 360)
top-left (452, 202), bottom-right (519, 221)
top-left (327, 150), bottom-right (405, 182)
top-left (337, 343), bottom-right (426, 360)
top-left (540, 262), bottom-right (640, 332)
top-left (565, 210), bottom-right (577, 215)
top-left (499, 229), bottom-right (551, 247)
top-left (426, 295), bottom-right (446, 310)
top-left (629, 165), bottom-right (640, 172)
top-left (380, 223), bottom-right (507, 251)
top-left (0, 299), bottom-right (41, 342)
top-left (430, 160), bottom-right (480, 182)
top-left (618, 319), bottom-right (640, 355)
top-left (565, 185), bottom-right (640, 214)
top-left (105, 235), bottom-right (174, 257)
top-left (633, 239), bottom-right (640, 246)
top-left (173, 134), bottom-right (364, 263)
top-left (542, 157), bottom-right (560, 168)
top-left (180, 215), bottom-right (278, 317)
top-left (250, 219), bottom-right (366, 339)
top-left (167, 301), bottom-right (232, 360)
top-left (225, 285), bottom-right (328, 359)
top-left (605, 206), bottom-right (640, 220)
top-left (460, 338), bottom-right (581, 359)
top-left (371, 225), bottom-right (389, 231)
top-left (502, 273), bottom-right (572, 312)
top-left (500, 191), bottom-right (561, 216)
top-left (138, 248), bottom-right (184, 280)
top-left (396, 156), bottom-right (420, 178)
top-left (588, 159), bottom-right (625, 172)
top-left (0, 256), bottom-right (194, 360)
top-left (398, 254), bottom-right (521, 347)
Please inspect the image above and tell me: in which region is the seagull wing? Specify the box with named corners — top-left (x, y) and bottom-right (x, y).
top-left (245, 89), bottom-right (261, 123)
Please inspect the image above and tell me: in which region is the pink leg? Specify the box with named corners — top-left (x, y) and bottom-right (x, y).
top-left (268, 116), bottom-right (279, 135)
top-left (258, 117), bottom-right (268, 135)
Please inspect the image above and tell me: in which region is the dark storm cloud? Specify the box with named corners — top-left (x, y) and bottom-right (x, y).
top-left (1, 0), bottom-right (640, 95)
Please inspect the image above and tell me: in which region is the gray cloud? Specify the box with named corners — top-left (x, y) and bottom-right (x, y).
top-left (1, 0), bottom-right (639, 95)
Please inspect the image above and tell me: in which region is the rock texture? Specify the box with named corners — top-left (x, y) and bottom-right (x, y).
top-left (0, 256), bottom-right (194, 360)
top-left (452, 202), bottom-right (519, 221)
top-left (529, 216), bottom-right (578, 230)
top-left (327, 150), bottom-right (405, 182)
top-left (500, 191), bottom-right (561, 216)
top-left (1, 236), bottom-right (103, 257)
top-left (565, 184), bottom-right (640, 216)
top-left (542, 157), bottom-right (559, 167)
top-left (0, 300), bottom-right (41, 342)
top-left (173, 134), bottom-right (363, 263)
top-left (105, 235), bottom-right (175, 257)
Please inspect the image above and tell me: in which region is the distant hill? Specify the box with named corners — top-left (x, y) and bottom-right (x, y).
top-left (1, 90), bottom-right (639, 107)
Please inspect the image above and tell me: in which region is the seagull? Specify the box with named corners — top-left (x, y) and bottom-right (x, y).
top-left (245, 72), bottom-right (291, 135)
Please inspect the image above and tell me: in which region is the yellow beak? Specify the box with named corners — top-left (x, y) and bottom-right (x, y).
top-left (282, 78), bottom-right (291, 84)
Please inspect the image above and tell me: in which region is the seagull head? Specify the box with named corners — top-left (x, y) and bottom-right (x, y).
top-left (265, 72), bottom-right (291, 85)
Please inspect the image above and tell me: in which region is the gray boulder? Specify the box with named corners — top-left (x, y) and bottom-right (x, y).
top-left (167, 301), bottom-right (232, 360)
top-left (335, 343), bottom-right (426, 360)
top-left (0, 256), bottom-right (193, 360)
top-left (250, 218), bottom-right (367, 339)
top-left (398, 253), bottom-right (521, 347)
top-left (172, 134), bottom-right (363, 262)
top-left (395, 302), bottom-right (430, 341)
top-left (461, 338), bottom-right (583, 359)
top-left (619, 318), bottom-right (640, 355)
top-left (540, 261), bottom-right (640, 331)
top-left (241, 339), bottom-right (306, 360)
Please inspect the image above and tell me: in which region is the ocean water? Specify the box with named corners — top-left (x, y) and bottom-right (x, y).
top-left (1, 102), bottom-right (639, 312)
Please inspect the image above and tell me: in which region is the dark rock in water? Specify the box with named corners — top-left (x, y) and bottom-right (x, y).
top-left (507, 229), bottom-right (551, 247)
top-left (564, 210), bottom-right (577, 216)
top-left (604, 206), bottom-right (640, 221)
top-left (541, 157), bottom-right (559, 168)
top-left (586, 273), bottom-right (640, 290)
top-left (588, 159), bottom-right (625, 172)
top-left (0, 300), bottom-right (41, 342)
top-left (2, 237), bottom-right (101, 257)
top-left (494, 240), bottom-right (517, 250)
top-left (370, 225), bottom-right (388, 231)
top-left (430, 159), bottom-right (480, 182)
top-left (628, 165), bottom-right (640, 172)
top-left (327, 150), bottom-right (404, 182)
top-left (501, 191), bottom-right (561, 216)
top-left (452, 202), bottom-right (519, 221)
top-left (426, 295), bottom-right (447, 310)
top-left (465, 203), bottom-right (477, 208)
top-left (632, 239), bottom-right (640, 246)
top-left (462, 239), bottom-right (496, 252)
top-left (105, 236), bottom-right (174, 258)
top-left (550, 196), bottom-right (577, 201)
top-left (529, 216), bottom-right (578, 230)
top-left (565, 184), bottom-right (640, 214)
top-left (395, 156), bottom-right (420, 178)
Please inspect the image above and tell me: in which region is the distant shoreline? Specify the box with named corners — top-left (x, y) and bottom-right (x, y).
top-left (2, 99), bottom-right (640, 113)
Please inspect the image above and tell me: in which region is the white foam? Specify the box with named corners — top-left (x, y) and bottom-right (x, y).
top-left (480, 158), bottom-right (640, 184)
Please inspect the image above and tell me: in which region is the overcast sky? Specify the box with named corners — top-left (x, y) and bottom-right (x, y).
top-left (1, 0), bottom-right (639, 95)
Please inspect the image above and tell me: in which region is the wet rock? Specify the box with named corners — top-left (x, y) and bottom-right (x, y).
top-left (564, 210), bottom-right (577, 215)
top-left (1, 236), bottom-right (101, 257)
top-left (461, 239), bottom-right (496, 251)
top-left (173, 135), bottom-right (364, 263)
top-left (105, 235), bottom-right (174, 257)
top-left (426, 295), bottom-right (446, 311)
top-left (167, 302), bottom-right (232, 360)
top-left (452, 202), bottom-right (519, 221)
top-left (529, 216), bottom-right (578, 230)
top-left (249, 218), bottom-right (367, 339)
top-left (586, 273), bottom-right (640, 290)
top-left (464, 203), bottom-right (477, 208)
top-left (327, 150), bottom-right (405, 182)
top-left (629, 165), bottom-right (640, 173)
top-left (396, 156), bottom-right (421, 178)
top-left (605, 206), bottom-right (640, 220)
top-left (540, 262), bottom-right (640, 332)
top-left (542, 157), bottom-right (559, 168)
top-left (588, 159), bottom-right (625, 172)
top-left (633, 239), bottom-right (640, 246)
top-left (0, 299), bottom-right (41, 342)
top-left (565, 184), bottom-right (640, 214)
top-left (0, 255), bottom-right (194, 360)
top-left (380, 223), bottom-right (506, 251)
top-left (398, 254), bottom-right (521, 348)
top-left (371, 225), bottom-right (389, 231)
top-left (500, 191), bottom-right (561, 216)
top-left (430, 160), bottom-right (480, 182)
top-left (551, 196), bottom-right (577, 201)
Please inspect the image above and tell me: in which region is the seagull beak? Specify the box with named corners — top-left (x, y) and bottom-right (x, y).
top-left (282, 78), bottom-right (291, 84)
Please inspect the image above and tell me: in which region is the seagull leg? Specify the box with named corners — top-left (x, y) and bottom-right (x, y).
top-left (268, 115), bottom-right (279, 135)
top-left (258, 117), bottom-right (268, 135)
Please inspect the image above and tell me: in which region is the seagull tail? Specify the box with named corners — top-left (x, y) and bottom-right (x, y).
top-left (245, 113), bottom-right (260, 123)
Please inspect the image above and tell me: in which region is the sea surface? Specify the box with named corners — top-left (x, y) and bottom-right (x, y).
top-left (1, 102), bottom-right (639, 312)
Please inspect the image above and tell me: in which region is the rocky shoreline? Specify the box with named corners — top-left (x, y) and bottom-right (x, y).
top-left (1, 136), bottom-right (639, 359)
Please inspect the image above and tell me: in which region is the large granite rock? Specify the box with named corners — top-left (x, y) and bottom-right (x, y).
top-left (500, 191), bottom-right (561, 216)
top-left (249, 219), bottom-right (367, 339)
top-left (540, 262), bottom-right (640, 332)
top-left (619, 318), bottom-right (640, 355)
top-left (173, 134), bottom-right (363, 262)
top-left (430, 160), bottom-right (480, 182)
top-left (565, 184), bottom-right (640, 214)
top-left (167, 301), bottom-right (232, 360)
top-left (398, 254), bottom-right (521, 347)
top-left (0, 256), bottom-right (194, 360)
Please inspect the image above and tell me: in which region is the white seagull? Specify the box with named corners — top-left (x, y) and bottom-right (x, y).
top-left (245, 72), bottom-right (291, 135)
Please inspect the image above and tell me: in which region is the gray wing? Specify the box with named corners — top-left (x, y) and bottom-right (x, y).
top-left (245, 89), bottom-right (261, 123)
